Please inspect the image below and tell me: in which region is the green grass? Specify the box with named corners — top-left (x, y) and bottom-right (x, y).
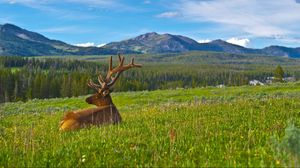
top-left (33, 51), bottom-right (300, 65)
top-left (1, 83), bottom-right (300, 167)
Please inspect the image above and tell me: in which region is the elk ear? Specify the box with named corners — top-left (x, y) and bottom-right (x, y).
top-left (85, 94), bottom-right (98, 104)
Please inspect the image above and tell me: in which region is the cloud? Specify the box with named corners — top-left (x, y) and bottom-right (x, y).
top-left (97, 43), bottom-right (106, 47)
top-left (64, 0), bottom-right (119, 8)
top-left (37, 26), bottom-right (94, 34)
top-left (226, 38), bottom-right (250, 47)
top-left (2, 0), bottom-right (119, 8)
top-left (0, 0), bottom-right (92, 20)
top-left (272, 36), bottom-right (300, 44)
top-left (0, 0), bottom-right (133, 20)
top-left (172, 0), bottom-right (300, 39)
top-left (197, 39), bottom-right (211, 43)
top-left (198, 38), bottom-right (250, 47)
top-left (38, 27), bottom-right (77, 33)
top-left (74, 42), bottom-right (95, 47)
top-left (156, 11), bottom-right (180, 18)
top-left (74, 42), bottom-right (106, 47)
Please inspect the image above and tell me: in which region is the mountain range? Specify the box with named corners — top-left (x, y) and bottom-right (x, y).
top-left (103, 32), bottom-right (300, 58)
top-left (0, 24), bottom-right (136, 56)
top-left (1, 23), bottom-right (300, 58)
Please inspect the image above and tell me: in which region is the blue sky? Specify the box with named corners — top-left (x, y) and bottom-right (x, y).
top-left (1, 0), bottom-right (300, 48)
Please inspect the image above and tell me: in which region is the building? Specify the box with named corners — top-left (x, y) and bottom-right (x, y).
top-left (249, 80), bottom-right (264, 86)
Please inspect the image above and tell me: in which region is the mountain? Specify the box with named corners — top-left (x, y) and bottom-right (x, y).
top-left (103, 32), bottom-right (300, 58)
top-left (261, 46), bottom-right (300, 58)
top-left (103, 32), bottom-right (260, 54)
top-left (194, 39), bottom-right (261, 55)
top-left (103, 32), bottom-right (203, 53)
top-left (1, 23), bottom-right (300, 58)
top-left (0, 24), bottom-right (137, 56)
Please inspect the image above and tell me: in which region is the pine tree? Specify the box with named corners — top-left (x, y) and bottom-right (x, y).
top-left (274, 65), bottom-right (284, 82)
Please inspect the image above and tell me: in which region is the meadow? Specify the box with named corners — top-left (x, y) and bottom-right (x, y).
top-left (1, 82), bottom-right (300, 167)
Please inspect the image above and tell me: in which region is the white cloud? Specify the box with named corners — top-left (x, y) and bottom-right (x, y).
top-left (0, 0), bottom-right (133, 20)
top-left (74, 42), bottom-right (95, 47)
top-left (1, 0), bottom-right (118, 7)
top-left (173, 0), bottom-right (300, 40)
top-left (97, 43), bottom-right (106, 47)
top-left (226, 38), bottom-right (250, 47)
top-left (65, 0), bottom-right (118, 8)
top-left (74, 42), bottom-right (106, 47)
top-left (156, 11), bottom-right (180, 18)
top-left (38, 26), bottom-right (77, 33)
top-left (37, 26), bottom-right (94, 34)
top-left (197, 39), bottom-right (211, 43)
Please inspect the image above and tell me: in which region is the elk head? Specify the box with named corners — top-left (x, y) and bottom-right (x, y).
top-left (86, 54), bottom-right (142, 107)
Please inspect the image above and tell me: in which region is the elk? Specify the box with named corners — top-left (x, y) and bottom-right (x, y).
top-left (59, 54), bottom-right (142, 131)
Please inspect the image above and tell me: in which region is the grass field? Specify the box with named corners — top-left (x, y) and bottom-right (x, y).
top-left (1, 83), bottom-right (300, 167)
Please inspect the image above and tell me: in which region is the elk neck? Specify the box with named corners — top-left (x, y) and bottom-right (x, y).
top-left (97, 94), bottom-right (114, 106)
top-left (86, 93), bottom-right (115, 107)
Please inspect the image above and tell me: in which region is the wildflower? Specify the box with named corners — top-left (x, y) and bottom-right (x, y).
top-left (81, 155), bottom-right (86, 163)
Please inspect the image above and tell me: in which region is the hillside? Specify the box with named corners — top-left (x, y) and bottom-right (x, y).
top-left (1, 83), bottom-right (300, 166)
top-left (103, 32), bottom-right (300, 58)
top-left (103, 32), bottom-right (202, 53)
top-left (0, 24), bottom-right (136, 56)
top-left (1, 23), bottom-right (300, 58)
top-left (66, 51), bottom-right (300, 65)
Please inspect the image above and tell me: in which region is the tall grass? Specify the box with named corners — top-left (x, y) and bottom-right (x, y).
top-left (1, 83), bottom-right (300, 167)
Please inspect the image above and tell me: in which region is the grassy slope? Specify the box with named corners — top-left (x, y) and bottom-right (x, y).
top-left (1, 83), bottom-right (300, 167)
top-left (34, 51), bottom-right (300, 65)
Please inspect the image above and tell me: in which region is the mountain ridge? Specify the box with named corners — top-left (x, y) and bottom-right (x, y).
top-left (104, 32), bottom-right (300, 58)
top-left (0, 23), bottom-right (138, 56)
top-left (1, 23), bottom-right (300, 58)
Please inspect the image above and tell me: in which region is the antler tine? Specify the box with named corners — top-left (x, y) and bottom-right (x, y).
top-left (109, 56), bottom-right (113, 71)
top-left (131, 57), bottom-right (134, 65)
top-left (106, 56), bottom-right (142, 87)
top-left (97, 74), bottom-right (105, 87)
top-left (118, 53), bottom-right (122, 62)
top-left (105, 55), bottom-right (124, 81)
top-left (87, 54), bottom-right (142, 92)
top-left (120, 56), bottom-right (125, 66)
top-left (130, 57), bottom-right (142, 67)
top-left (119, 57), bottom-right (142, 71)
top-left (87, 79), bottom-right (102, 92)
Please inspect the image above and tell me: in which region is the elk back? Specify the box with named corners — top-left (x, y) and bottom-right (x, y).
top-left (59, 105), bottom-right (122, 131)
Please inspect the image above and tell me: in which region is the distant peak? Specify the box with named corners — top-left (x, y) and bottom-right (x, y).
top-left (211, 39), bottom-right (226, 43)
top-left (1, 23), bottom-right (22, 31)
top-left (134, 32), bottom-right (160, 40)
top-left (3, 23), bottom-right (20, 28)
top-left (139, 32), bottom-right (160, 37)
top-left (145, 32), bottom-right (158, 35)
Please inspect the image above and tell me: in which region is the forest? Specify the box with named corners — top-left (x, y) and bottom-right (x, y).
top-left (0, 54), bottom-right (300, 103)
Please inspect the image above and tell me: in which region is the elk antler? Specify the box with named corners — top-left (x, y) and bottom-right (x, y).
top-left (88, 54), bottom-right (142, 93)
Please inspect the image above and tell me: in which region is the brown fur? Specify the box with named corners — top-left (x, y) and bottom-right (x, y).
top-left (59, 105), bottom-right (122, 131)
top-left (59, 94), bottom-right (122, 131)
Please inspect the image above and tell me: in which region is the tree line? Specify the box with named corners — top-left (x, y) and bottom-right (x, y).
top-left (0, 57), bottom-right (299, 103)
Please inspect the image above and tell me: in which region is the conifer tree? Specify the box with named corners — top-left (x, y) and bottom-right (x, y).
top-left (274, 65), bottom-right (284, 82)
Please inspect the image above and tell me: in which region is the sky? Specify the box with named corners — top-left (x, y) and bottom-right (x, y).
top-left (1, 0), bottom-right (300, 48)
